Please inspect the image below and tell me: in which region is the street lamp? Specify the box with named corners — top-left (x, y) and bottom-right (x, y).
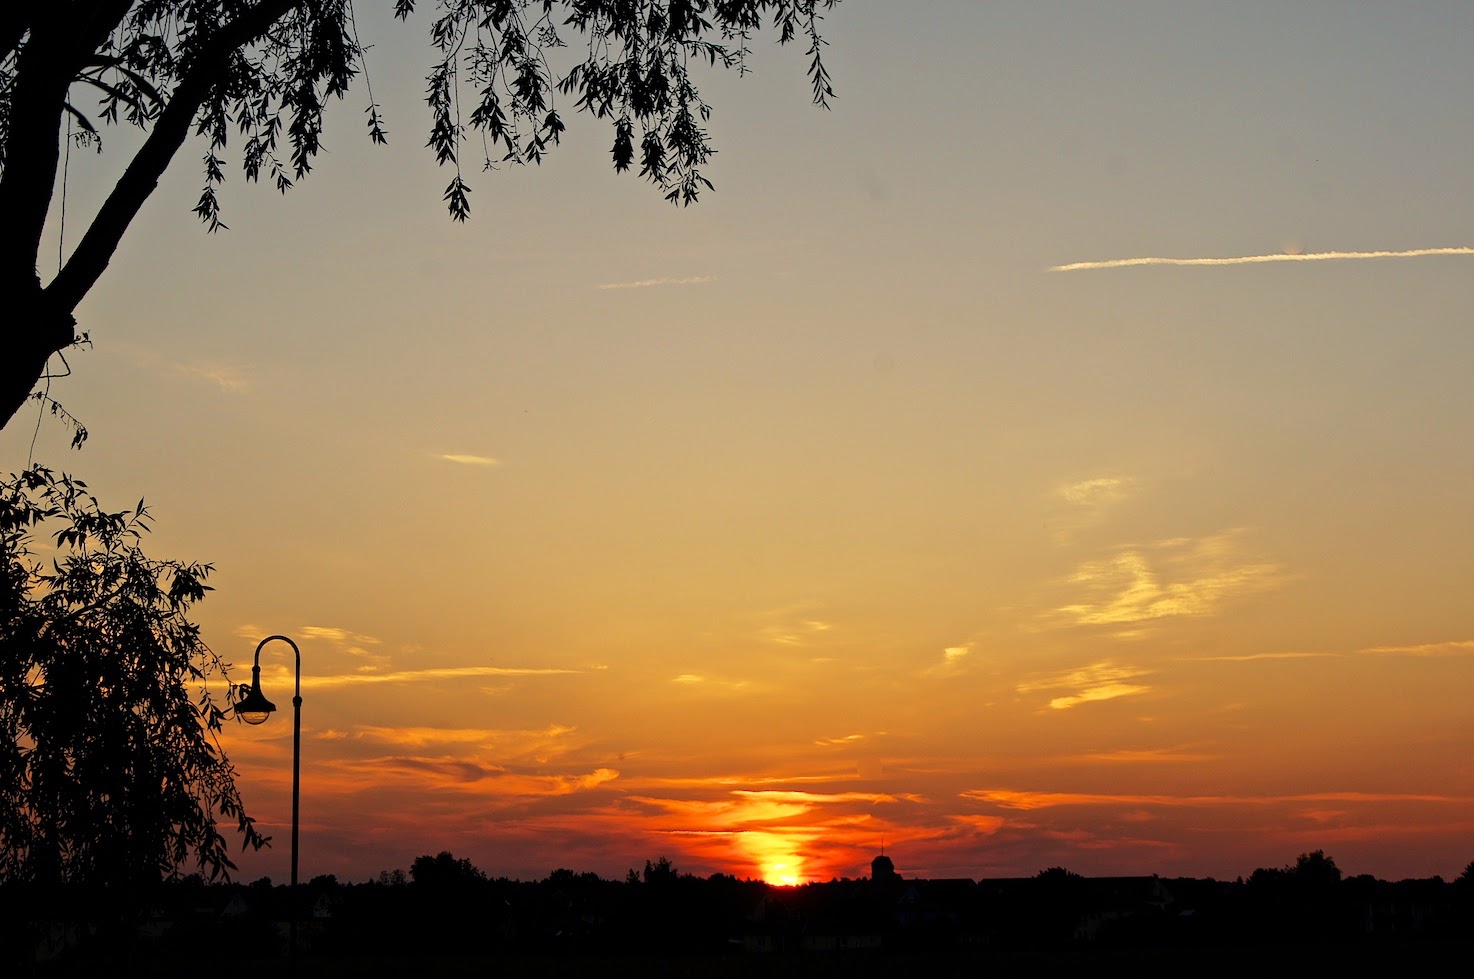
top-left (236, 634), bottom-right (302, 967)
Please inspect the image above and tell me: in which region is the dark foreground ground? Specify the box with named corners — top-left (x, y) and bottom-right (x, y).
top-left (23, 941), bottom-right (1468, 979)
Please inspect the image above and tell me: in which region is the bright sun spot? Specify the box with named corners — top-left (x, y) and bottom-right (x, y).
top-left (743, 830), bottom-right (806, 886)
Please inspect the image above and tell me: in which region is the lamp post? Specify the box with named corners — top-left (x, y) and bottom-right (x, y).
top-left (236, 634), bottom-right (302, 969)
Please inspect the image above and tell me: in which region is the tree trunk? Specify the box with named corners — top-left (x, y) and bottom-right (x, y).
top-left (0, 279), bottom-right (77, 431)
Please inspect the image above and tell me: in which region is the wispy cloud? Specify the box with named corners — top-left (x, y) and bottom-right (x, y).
top-left (814, 734), bottom-right (866, 747)
top-left (341, 758), bottom-right (619, 797)
top-left (343, 724), bottom-right (586, 767)
top-left (1057, 530), bottom-right (1284, 627)
top-left (1360, 639), bottom-right (1474, 658)
top-left (671, 673), bottom-right (755, 694)
top-left (628, 794), bottom-right (812, 825)
top-left (233, 624), bottom-right (391, 670)
top-left (1017, 660), bottom-right (1152, 711)
top-left (435, 453), bottom-right (500, 466)
top-left (115, 344), bottom-right (251, 393)
top-left (1188, 651), bottom-right (1339, 662)
top-left (756, 613), bottom-right (834, 647)
top-left (298, 625), bottom-right (379, 646)
top-left (260, 664), bottom-right (584, 690)
top-left (295, 624), bottom-right (391, 670)
top-left (961, 788), bottom-right (1474, 810)
top-left (924, 644), bottom-right (973, 678)
top-left (598, 275), bottom-right (715, 290)
top-left (1050, 246), bottom-right (1474, 272)
top-left (1060, 477), bottom-right (1129, 507)
top-left (1046, 683), bottom-right (1151, 711)
top-left (174, 361), bottom-right (250, 392)
top-left (1299, 809), bottom-right (1347, 825)
top-left (948, 814), bottom-right (1007, 835)
top-left (349, 724), bottom-right (576, 748)
top-left (1063, 747), bottom-right (1219, 764)
top-left (733, 790), bottom-right (908, 806)
top-left (1050, 475), bottom-right (1134, 545)
top-left (625, 772), bottom-right (857, 791)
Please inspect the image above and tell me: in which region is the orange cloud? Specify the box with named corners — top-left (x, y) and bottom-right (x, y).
top-left (1189, 651), bottom-right (1339, 662)
top-left (297, 625), bottom-right (381, 646)
top-left (348, 723), bottom-right (581, 760)
top-left (258, 664), bottom-right (586, 690)
top-left (948, 814), bottom-right (1006, 835)
top-left (732, 790), bottom-right (910, 805)
top-left (1047, 683), bottom-right (1150, 710)
top-left (670, 673), bottom-right (756, 693)
top-left (434, 453), bottom-right (500, 466)
top-left (1299, 810), bottom-right (1347, 824)
top-left (923, 644), bottom-right (974, 678)
top-left (814, 733), bottom-right (866, 747)
top-left (1064, 747), bottom-right (1219, 764)
top-left (629, 795), bottom-right (813, 826)
top-left (314, 754), bottom-right (619, 799)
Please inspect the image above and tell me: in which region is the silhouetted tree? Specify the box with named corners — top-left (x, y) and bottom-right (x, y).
top-left (1244, 851), bottom-right (1353, 941)
top-left (409, 850), bottom-right (486, 889)
top-left (1454, 861), bottom-right (1474, 914)
top-left (1293, 849), bottom-right (1342, 890)
top-left (0, 469), bottom-right (264, 895)
top-left (1246, 863), bottom-right (1291, 893)
top-left (643, 855), bottom-right (680, 886)
top-left (0, 1), bottom-right (841, 433)
top-left (982, 866), bottom-right (1084, 947)
top-left (1035, 866), bottom-right (1084, 883)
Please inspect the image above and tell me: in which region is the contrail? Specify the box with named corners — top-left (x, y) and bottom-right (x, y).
top-left (1050, 246), bottom-right (1474, 272)
top-left (598, 275), bottom-right (715, 289)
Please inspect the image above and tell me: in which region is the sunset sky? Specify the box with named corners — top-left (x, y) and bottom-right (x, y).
top-left (6, 2), bottom-right (1474, 886)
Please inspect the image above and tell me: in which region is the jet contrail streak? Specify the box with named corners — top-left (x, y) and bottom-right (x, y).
top-left (1050, 246), bottom-right (1474, 272)
top-left (598, 275), bottom-right (715, 289)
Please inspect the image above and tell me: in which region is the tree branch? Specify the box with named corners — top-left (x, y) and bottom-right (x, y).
top-left (0, 1), bottom-right (133, 294)
top-left (45, 0), bottom-right (302, 315)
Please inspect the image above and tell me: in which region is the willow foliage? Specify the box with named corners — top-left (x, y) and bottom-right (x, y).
top-left (0, 468), bottom-right (265, 888)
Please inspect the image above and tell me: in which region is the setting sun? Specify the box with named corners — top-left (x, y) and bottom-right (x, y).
top-left (741, 831), bottom-right (809, 886)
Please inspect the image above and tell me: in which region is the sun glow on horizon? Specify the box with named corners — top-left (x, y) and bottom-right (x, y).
top-left (742, 830), bottom-right (809, 887)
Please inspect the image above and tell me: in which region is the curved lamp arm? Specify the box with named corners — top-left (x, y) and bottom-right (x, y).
top-left (235, 634), bottom-right (301, 723)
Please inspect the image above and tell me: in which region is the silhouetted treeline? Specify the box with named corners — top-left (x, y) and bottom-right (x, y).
top-left (4, 851), bottom-right (1472, 975)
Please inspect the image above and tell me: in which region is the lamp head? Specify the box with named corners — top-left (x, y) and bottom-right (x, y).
top-left (236, 670), bottom-right (276, 725)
